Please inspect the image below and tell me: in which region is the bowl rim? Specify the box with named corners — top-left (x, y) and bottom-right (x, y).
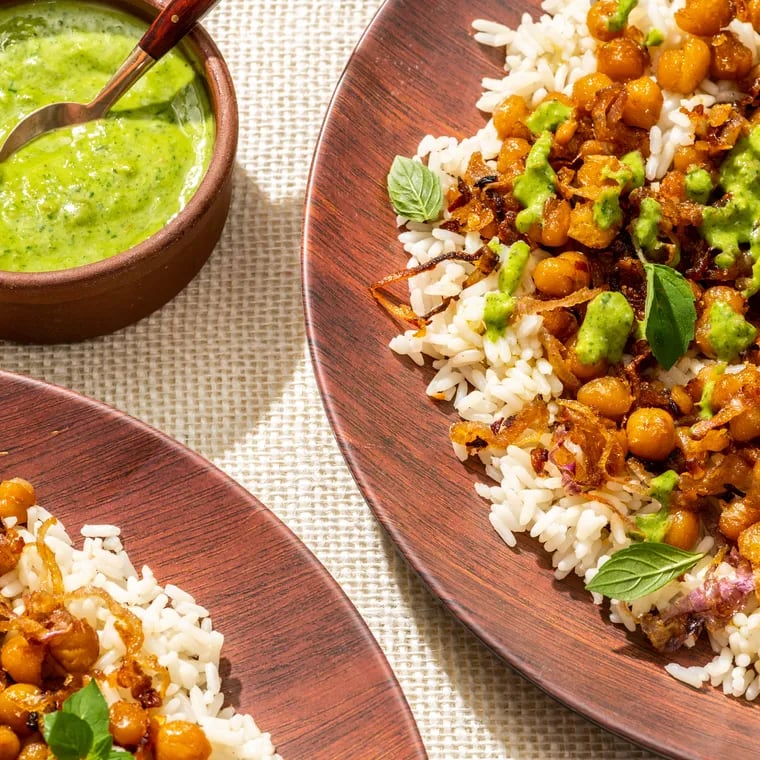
top-left (0, 0), bottom-right (239, 297)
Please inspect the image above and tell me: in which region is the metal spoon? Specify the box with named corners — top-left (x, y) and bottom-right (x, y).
top-left (0, 0), bottom-right (221, 162)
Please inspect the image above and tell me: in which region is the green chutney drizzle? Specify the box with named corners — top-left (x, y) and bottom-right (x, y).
top-left (0, 1), bottom-right (214, 272)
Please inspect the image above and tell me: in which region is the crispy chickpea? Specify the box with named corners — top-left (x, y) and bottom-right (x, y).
top-left (110, 701), bottom-right (149, 748)
top-left (540, 198), bottom-right (571, 248)
top-left (567, 337), bottom-right (609, 380)
top-left (738, 521), bottom-right (760, 565)
top-left (576, 376), bottom-right (634, 420)
top-left (47, 616), bottom-right (99, 674)
top-left (1, 635), bottom-right (44, 687)
top-left (587, 0), bottom-right (623, 41)
top-left (656, 36), bottom-right (711, 93)
top-left (672, 144), bottom-right (710, 172)
top-left (496, 137), bottom-right (530, 174)
top-left (710, 31), bottom-right (754, 80)
top-left (671, 384), bottom-right (694, 415)
top-left (711, 366), bottom-right (759, 409)
top-left (621, 76), bottom-right (663, 128)
top-left (0, 479), bottom-right (34, 525)
top-left (0, 726), bottom-right (20, 760)
top-left (532, 251), bottom-right (591, 297)
top-left (596, 37), bottom-right (649, 81)
top-left (729, 407), bottom-right (760, 442)
top-left (720, 498), bottom-right (760, 541)
top-left (695, 285), bottom-right (746, 356)
top-left (674, 0), bottom-right (735, 35)
top-left (492, 95), bottom-right (531, 140)
top-left (572, 72), bottom-right (614, 112)
top-left (17, 741), bottom-right (48, 760)
top-left (541, 309), bottom-right (578, 341)
top-left (748, 0), bottom-right (760, 31)
top-left (664, 509), bottom-right (701, 551)
top-left (702, 284), bottom-right (746, 312)
top-left (626, 407), bottom-right (677, 460)
top-left (154, 721), bottom-right (212, 760)
top-left (0, 684), bottom-right (42, 737)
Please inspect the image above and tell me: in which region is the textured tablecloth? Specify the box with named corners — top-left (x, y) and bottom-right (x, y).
top-left (0, 2), bottom-right (658, 758)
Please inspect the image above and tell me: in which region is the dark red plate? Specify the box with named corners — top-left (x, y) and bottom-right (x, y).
top-left (302, 1), bottom-right (756, 758)
top-left (0, 370), bottom-right (426, 760)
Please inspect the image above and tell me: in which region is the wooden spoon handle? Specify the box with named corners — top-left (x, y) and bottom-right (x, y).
top-left (139, 0), bottom-right (222, 61)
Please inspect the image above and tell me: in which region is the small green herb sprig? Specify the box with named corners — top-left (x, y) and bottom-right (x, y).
top-left (387, 156), bottom-right (443, 222)
top-left (585, 542), bottom-right (703, 601)
top-left (641, 263), bottom-right (697, 370)
top-left (42, 680), bottom-right (134, 760)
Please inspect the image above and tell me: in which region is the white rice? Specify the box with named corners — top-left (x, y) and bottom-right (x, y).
top-left (5, 506), bottom-right (281, 759)
top-left (387, 0), bottom-right (760, 699)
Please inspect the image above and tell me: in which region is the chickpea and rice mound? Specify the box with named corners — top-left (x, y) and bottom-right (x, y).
top-left (375, 0), bottom-right (760, 699)
top-left (0, 478), bottom-right (281, 759)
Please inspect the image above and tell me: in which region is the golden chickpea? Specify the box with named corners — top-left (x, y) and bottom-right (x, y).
top-left (738, 521), bottom-right (760, 565)
top-left (672, 144), bottom-right (710, 172)
top-left (656, 36), bottom-right (711, 93)
top-left (576, 376), bottom-right (634, 420)
top-left (0, 479), bottom-right (35, 525)
top-left (747, 0), bottom-right (760, 31)
top-left (626, 407), bottom-right (677, 460)
top-left (17, 741), bottom-right (48, 760)
top-left (540, 198), bottom-right (571, 248)
top-left (621, 76), bottom-right (663, 128)
top-left (0, 684), bottom-right (42, 737)
top-left (496, 137), bottom-right (530, 174)
top-left (720, 498), bottom-right (760, 541)
top-left (47, 617), bottom-right (99, 674)
top-left (710, 31), bottom-right (754, 80)
top-left (567, 337), bottom-right (609, 380)
top-left (0, 726), bottom-right (20, 760)
top-left (572, 72), bottom-right (614, 112)
top-left (665, 509), bottom-right (701, 550)
top-left (1, 635), bottom-right (44, 687)
top-left (532, 251), bottom-right (591, 297)
top-left (587, 0), bottom-right (624, 41)
top-left (671, 384), bottom-right (694, 415)
top-left (596, 37), bottom-right (649, 81)
top-left (109, 701), bottom-right (149, 748)
top-left (154, 721), bottom-right (212, 760)
top-left (675, 0), bottom-right (735, 35)
top-left (492, 95), bottom-right (531, 140)
top-left (702, 284), bottom-right (746, 312)
top-left (729, 407), bottom-right (760, 442)
top-left (541, 308), bottom-right (579, 341)
top-left (711, 366), bottom-right (758, 409)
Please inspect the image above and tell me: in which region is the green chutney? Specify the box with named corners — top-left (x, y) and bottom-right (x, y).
top-left (0, 1), bottom-right (214, 272)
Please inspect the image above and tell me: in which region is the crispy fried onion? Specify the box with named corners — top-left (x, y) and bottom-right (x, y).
top-left (370, 247), bottom-right (498, 328)
top-left (549, 400), bottom-right (627, 492)
top-left (516, 286), bottom-right (603, 316)
top-left (638, 547), bottom-right (753, 652)
top-left (449, 400), bottom-right (549, 455)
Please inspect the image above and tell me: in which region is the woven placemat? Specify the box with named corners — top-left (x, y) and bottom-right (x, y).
top-left (0, 1), bottom-right (655, 757)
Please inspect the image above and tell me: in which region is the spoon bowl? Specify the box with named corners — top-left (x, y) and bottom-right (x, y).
top-left (0, 0), bottom-right (218, 161)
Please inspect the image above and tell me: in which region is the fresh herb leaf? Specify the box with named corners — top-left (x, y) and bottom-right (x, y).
top-left (43, 711), bottom-right (94, 760)
top-left (642, 263), bottom-right (697, 370)
top-left (586, 542), bottom-right (703, 600)
top-left (387, 155), bottom-right (443, 222)
top-left (43, 681), bottom-right (135, 760)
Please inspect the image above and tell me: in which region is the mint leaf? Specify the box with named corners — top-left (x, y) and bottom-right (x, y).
top-left (64, 679), bottom-right (109, 736)
top-left (643, 263), bottom-right (697, 370)
top-left (387, 156), bottom-right (443, 222)
top-left (44, 711), bottom-right (94, 760)
top-left (586, 542), bottom-right (703, 600)
top-left (45, 681), bottom-right (135, 760)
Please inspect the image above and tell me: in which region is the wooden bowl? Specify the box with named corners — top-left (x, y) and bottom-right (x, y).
top-left (0, 0), bottom-right (238, 344)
